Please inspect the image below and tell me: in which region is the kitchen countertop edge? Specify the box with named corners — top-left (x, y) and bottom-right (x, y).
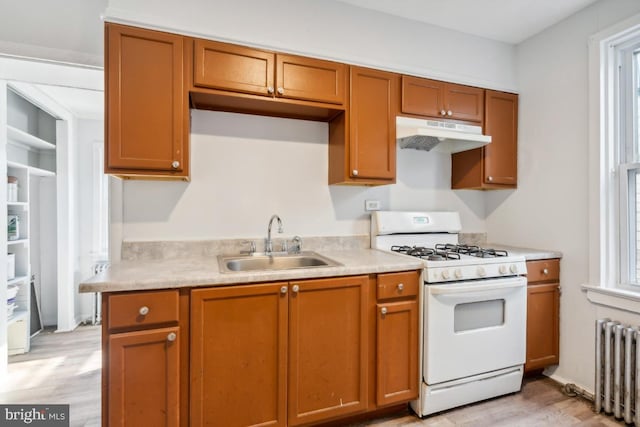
top-left (80, 249), bottom-right (424, 293)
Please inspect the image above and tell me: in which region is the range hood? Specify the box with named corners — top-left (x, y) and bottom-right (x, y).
top-left (396, 116), bottom-right (491, 153)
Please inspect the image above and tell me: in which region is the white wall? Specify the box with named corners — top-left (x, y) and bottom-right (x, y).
top-left (485, 0), bottom-right (640, 391)
top-left (105, 0), bottom-right (517, 92)
top-left (122, 111), bottom-right (486, 242)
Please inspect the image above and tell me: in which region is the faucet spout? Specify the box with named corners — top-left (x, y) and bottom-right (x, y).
top-left (266, 214), bottom-right (283, 255)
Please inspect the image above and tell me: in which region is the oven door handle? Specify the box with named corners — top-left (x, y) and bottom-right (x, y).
top-left (429, 281), bottom-right (525, 295)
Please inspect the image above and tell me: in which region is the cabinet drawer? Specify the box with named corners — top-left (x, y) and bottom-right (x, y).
top-left (377, 270), bottom-right (420, 300)
top-left (527, 259), bottom-right (560, 283)
top-left (108, 290), bottom-right (179, 331)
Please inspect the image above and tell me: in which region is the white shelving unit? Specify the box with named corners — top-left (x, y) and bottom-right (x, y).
top-left (4, 84), bottom-right (57, 355)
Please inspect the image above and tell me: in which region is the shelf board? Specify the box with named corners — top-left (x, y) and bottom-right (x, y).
top-left (7, 160), bottom-right (56, 177)
top-left (8, 309), bottom-right (28, 325)
top-left (7, 238), bottom-right (28, 246)
top-left (8, 275), bottom-right (29, 286)
top-left (7, 202), bottom-right (28, 209)
top-left (7, 125), bottom-right (56, 151)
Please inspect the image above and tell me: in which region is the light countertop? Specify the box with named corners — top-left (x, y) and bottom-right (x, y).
top-left (488, 243), bottom-right (562, 261)
top-left (80, 249), bottom-right (424, 293)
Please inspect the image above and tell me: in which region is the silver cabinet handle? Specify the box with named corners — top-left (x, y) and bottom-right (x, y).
top-left (487, 176), bottom-right (494, 182)
top-left (397, 283), bottom-right (404, 291)
top-left (167, 332), bottom-right (176, 342)
top-left (277, 87), bottom-right (284, 95)
top-left (292, 284), bottom-right (299, 293)
top-left (543, 268), bottom-right (549, 275)
top-left (447, 110), bottom-right (453, 116)
top-left (280, 286), bottom-right (288, 294)
top-left (139, 306), bottom-right (149, 316)
top-left (267, 86), bottom-right (275, 94)
top-left (352, 169), bottom-right (359, 176)
top-left (381, 307), bottom-right (388, 315)
top-left (171, 161), bottom-right (180, 169)
top-left (440, 110), bottom-right (446, 116)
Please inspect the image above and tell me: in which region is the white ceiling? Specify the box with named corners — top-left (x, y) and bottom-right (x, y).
top-left (34, 84), bottom-right (103, 121)
top-left (335, 0), bottom-right (599, 44)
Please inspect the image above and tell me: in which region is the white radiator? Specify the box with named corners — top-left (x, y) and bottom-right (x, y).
top-left (595, 319), bottom-right (640, 424)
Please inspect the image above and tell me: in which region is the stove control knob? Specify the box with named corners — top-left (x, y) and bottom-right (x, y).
top-left (477, 266), bottom-right (486, 277)
top-left (454, 269), bottom-right (463, 279)
top-left (510, 264), bottom-right (518, 274)
top-left (442, 270), bottom-right (450, 280)
top-left (499, 265), bottom-right (507, 274)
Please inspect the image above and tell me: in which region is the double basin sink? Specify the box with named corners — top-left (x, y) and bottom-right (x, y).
top-left (218, 251), bottom-right (342, 273)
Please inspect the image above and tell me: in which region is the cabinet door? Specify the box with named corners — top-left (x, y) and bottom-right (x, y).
top-left (376, 301), bottom-right (418, 406)
top-left (483, 90), bottom-right (518, 185)
top-left (276, 54), bottom-right (346, 105)
top-left (444, 83), bottom-right (484, 122)
top-left (288, 275), bottom-right (368, 426)
top-left (109, 327), bottom-right (180, 427)
top-left (401, 75), bottom-right (445, 117)
top-left (349, 67), bottom-right (398, 180)
top-left (193, 39), bottom-right (274, 96)
top-left (525, 283), bottom-right (560, 372)
top-left (190, 283), bottom-right (287, 427)
top-left (106, 24), bottom-right (186, 175)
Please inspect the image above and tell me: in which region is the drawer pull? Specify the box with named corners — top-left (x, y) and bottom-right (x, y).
top-left (543, 268), bottom-right (549, 275)
top-left (280, 286), bottom-right (287, 294)
top-left (397, 283), bottom-right (404, 291)
top-left (167, 332), bottom-right (177, 342)
top-left (139, 306), bottom-right (149, 316)
top-left (292, 285), bottom-right (300, 293)
top-left (381, 307), bottom-right (388, 316)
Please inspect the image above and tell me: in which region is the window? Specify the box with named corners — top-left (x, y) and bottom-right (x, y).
top-left (593, 17), bottom-right (640, 292)
top-left (616, 39), bottom-right (640, 286)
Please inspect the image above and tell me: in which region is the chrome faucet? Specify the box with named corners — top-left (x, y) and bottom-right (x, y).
top-left (265, 214), bottom-right (283, 255)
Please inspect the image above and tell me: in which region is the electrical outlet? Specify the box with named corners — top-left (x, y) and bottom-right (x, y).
top-left (365, 200), bottom-right (381, 211)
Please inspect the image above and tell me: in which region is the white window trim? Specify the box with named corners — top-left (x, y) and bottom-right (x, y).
top-left (585, 12), bottom-right (640, 313)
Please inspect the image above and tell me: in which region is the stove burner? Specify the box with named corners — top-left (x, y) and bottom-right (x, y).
top-left (391, 245), bottom-right (460, 261)
top-left (434, 244), bottom-right (509, 258)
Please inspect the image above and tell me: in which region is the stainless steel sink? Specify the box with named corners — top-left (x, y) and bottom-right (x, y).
top-left (217, 251), bottom-right (342, 273)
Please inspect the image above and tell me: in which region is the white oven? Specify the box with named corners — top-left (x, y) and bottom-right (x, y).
top-left (424, 276), bottom-right (526, 385)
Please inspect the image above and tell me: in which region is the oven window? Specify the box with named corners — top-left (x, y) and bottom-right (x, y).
top-left (454, 299), bottom-right (505, 332)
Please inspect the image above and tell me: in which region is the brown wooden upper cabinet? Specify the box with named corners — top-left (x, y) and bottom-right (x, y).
top-left (401, 75), bottom-right (484, 123)
top-left (329, 67), bottom-right (399, 185)
top-left (193, 39), bottom-right (346, 106)
top-left (451, 90), bottom-right (518, 189)
top-left (105, 23), bottom-right (189, 179)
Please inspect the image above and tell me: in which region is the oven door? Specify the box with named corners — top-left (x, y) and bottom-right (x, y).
top-left (423, 276), bottom-right (526, 385)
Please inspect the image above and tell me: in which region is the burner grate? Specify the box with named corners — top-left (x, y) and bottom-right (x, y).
top-left (391, 245), bottom-right (460, 261)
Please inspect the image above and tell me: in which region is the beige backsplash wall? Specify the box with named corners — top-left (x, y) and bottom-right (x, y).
top-left (111, 110), bottom-right (487, 259)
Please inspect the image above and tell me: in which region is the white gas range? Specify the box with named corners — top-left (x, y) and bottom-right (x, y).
top-left (371, 211), bottom-right (527, 416)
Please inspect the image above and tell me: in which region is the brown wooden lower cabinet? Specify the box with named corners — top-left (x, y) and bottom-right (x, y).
top-left (376, 300), bottom-right (418, 406)
top-left (102, 271), bottom-right (421, 426)
top-left (288, 276), bottom-right (368, 426)
top-left (525, 259), bottom-right (560, 372)
top-left (108, 327), bottom-right (181, 427)
top-left (190, 282), bottom-right (288, 427)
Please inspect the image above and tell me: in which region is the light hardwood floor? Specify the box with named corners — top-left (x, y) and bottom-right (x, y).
top-left (0, 325), bottom-right (625, 426)
top-left (0, 326), bottom-right (101, 427)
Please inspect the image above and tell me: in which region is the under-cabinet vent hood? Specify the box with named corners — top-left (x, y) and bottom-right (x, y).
top-left (396, 116), bottom-right (491, 153)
